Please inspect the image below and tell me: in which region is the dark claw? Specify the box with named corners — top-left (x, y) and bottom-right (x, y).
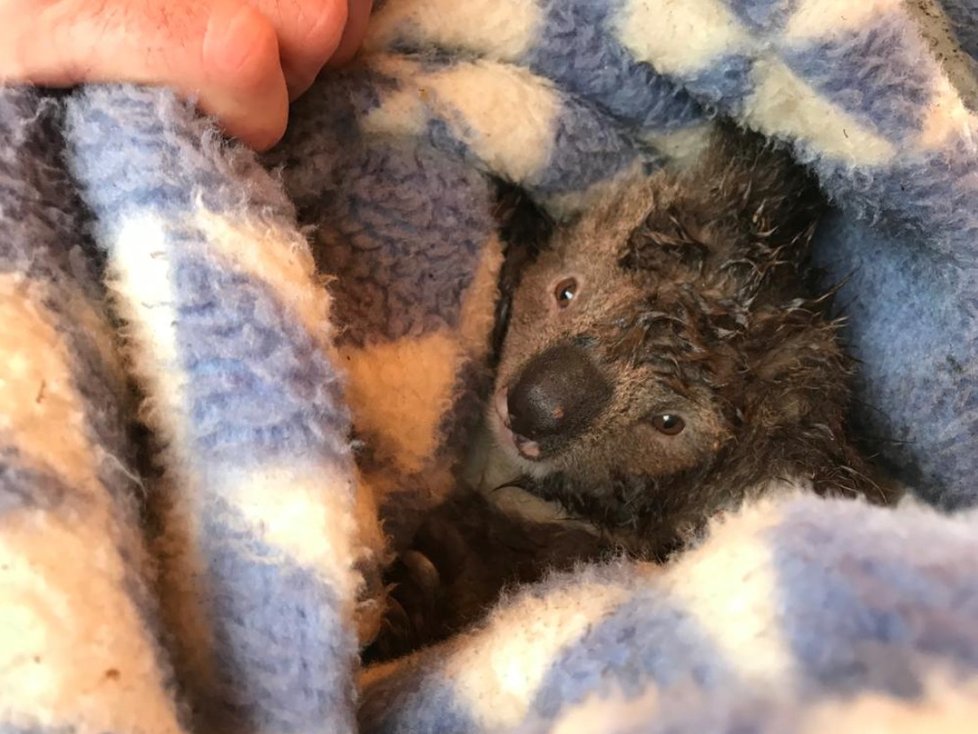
top-left (414, 518), bottom-right (470, 584)
top-left (400, 549), bottom-right (441, 598)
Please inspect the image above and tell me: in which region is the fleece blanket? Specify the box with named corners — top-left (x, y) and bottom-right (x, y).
top-left (2, 0), bottom-right (978, 733)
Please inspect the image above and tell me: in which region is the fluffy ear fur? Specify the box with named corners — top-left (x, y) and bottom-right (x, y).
top-left (735, 303), bottom-right (884, 498)
top-left (621, 123), bottom-right (827, 305)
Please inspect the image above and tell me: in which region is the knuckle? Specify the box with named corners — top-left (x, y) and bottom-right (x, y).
top-left (208, 5), bottom-right (280, 88)
top-left (3, 0), bottom-right (106, 83)
top-left (294, 0), bottom-right (347, 61)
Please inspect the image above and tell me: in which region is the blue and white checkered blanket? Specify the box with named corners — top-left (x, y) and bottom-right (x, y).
top-left (3, 1), bottom-right (978, 732)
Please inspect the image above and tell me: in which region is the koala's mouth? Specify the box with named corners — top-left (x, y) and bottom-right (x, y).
top-left (493, 387), bottom-right (543, 461)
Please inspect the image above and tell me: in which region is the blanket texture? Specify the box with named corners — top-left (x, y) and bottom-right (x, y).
top-left (1, 1), bottom-right (978, 733)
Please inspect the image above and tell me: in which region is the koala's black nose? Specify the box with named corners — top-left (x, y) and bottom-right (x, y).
top-left (506, 345), bottom-right (612, 443)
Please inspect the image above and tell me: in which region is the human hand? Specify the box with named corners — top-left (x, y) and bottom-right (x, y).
top-left (0, 0), bottom-right (372, 150)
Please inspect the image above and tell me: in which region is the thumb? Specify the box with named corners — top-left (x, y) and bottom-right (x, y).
top-left (1, 0), bottom-right (290, 150)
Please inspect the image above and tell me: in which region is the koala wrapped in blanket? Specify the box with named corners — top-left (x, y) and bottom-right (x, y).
top-left (3, 0), bottom-right (978, 732)
top-left (260, 0), bottom-right (978, 670)
top-left (359, 122), bottom-right (901, 660)
top-left (255, 0), bottom-right (978, 728)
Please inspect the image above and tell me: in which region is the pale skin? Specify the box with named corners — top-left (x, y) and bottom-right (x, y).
top-left (0, 0), bottom-right (372, 150)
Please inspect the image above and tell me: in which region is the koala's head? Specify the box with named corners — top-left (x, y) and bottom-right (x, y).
top-left (487, 129), bottom-right (874, 541)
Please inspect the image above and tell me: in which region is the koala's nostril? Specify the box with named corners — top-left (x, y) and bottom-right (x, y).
top-left (506, 345), bottom-right (612, 444)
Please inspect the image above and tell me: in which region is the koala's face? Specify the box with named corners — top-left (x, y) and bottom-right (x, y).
top-left (483, 129), bottom-right (884, 546)
top-left (489, 185), bottom-right (738, 492)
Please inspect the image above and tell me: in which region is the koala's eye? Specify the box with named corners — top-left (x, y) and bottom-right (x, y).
top-left (554, 277), bottom-right (578, 307)
top-left (651, 414), bottom-right (685, 435)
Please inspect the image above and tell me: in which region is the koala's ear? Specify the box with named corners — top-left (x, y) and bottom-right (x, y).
top-left (699, 123), bottom-right (827, 255)
top-left (741, 310), bottom-right (851, 433)
top-left (738, 309), bottom-right (892, 502)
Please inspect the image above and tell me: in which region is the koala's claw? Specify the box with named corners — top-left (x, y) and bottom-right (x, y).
top-left (380, 595), bottom-right (411, 639)
top-left (399, 549), bottom-right (441, 597)
top-left (362, 544), bottom-right (455, 663)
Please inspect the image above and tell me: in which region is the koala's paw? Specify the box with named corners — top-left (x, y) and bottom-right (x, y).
top-left (362, 509), bottom-right (491, 662)
top-left (362, 553), bottom-right (458, 662)
top-left (362, 490), bottom-right (584, 662)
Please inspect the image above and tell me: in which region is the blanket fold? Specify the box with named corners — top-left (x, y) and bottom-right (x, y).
top-left (359, 494), bottom-right (978, 734)
top-left (0, 86), bottom-right (187, 734)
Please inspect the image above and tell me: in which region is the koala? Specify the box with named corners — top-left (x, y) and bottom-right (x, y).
top-left (364, 124), bottom-right (900, 662)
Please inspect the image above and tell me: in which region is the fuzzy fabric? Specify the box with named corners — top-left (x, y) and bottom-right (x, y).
top-left (360, 492), bottom-right (978, 734)
top-left (2, 1), bottom-right (978, 733)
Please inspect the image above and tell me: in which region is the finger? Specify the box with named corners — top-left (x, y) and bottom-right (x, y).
top-left (199, 2), bottom-right (291, 147)
top-left (327, 0), bottom-right (372, 68)
top-left (251, 0), bottom-right (348, 100)
top-left (1, 0), bottom-right (290, 150)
